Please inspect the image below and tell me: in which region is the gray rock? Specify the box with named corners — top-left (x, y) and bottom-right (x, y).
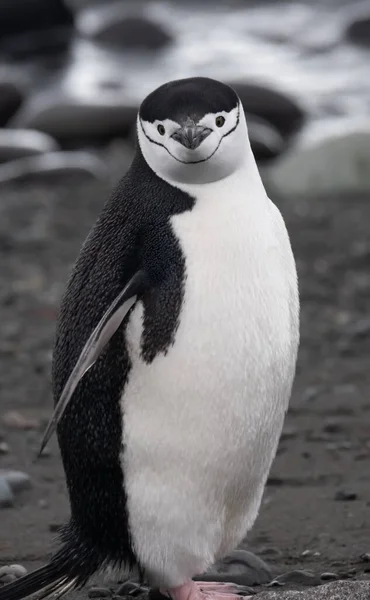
top-left (0, 151), bottom-right (108, 185)
top-left (227, 81), bottom-right (305, 139)
top-left (0, 470), bottom-right (31, 493)
top-left (11, 88), bottom-right (137, 141)
top-left (0, 477), bottom-right (14, 508)
top-left (0, 129), bottom-right (59, 163)
top-left (0, 81), bottom-right (23, 127)
top-left (195, 549), bottom-right (272, 586)
top-left (255, 580), bottom-right (370, 599)
top-left (265, 124), bottom-right (370, 199)
top-left (78, 5), bottom-right (172, 51)
top-left (320, 572), bottom-right (338, 581)
top-left (334, 490), bottom-right (358, 501)
top-left (274, 570), bottom-right (321, 586)
top-left (0, 565), bottom-right (27, 580)
top-left (246, 115), bottom-right (285, 162)
top-left (346, 16), bottom-right (370, 48)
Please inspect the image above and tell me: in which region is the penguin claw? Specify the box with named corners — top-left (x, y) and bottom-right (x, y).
top-left (116, 581), bottom-right (149, 597)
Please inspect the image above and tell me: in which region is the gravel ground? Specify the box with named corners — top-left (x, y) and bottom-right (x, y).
top-left (0, 148), bottom-right (370, 596)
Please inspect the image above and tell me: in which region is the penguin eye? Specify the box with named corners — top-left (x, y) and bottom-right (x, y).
top-left (215, 116), bottom-right (225, 128)
top-left (157, 124), bottom-right (166, 136)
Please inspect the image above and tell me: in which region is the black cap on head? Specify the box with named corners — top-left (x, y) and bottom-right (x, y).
top-left (139, 77), bottom-right (239, 125)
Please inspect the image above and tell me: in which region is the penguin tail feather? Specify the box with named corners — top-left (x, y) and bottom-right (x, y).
top-left (0, 561), bottom-right (80, 600)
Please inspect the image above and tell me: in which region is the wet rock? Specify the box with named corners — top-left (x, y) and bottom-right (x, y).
top-left (346, 16), bottom-right (370, 48)
top-left (0, 82), bottom-right (23, 127)
top-left (0, 130), bottom-right (59, 163)
top-left (334, 490), bottom-right (358, 501)
top-left (228, 81), bottom-right (305, 139)
top-left (0, 477), bottom-right (14, 508)
top-left (320, 572), bottom-right (337, 581)
top-left (255, 580), bottom-right (370, 598)
top-left (0, 0), bottom-right (74, 59)
top-left (322, 418), bottom-right (346, 434)
top-left (11, 88), bottom-right (138, 142)
top-left (266, 125), bottom-right (370, 200)
top-left (360, 553), bottom-right (370, 562)
top-left (0, 151), bottom-right (108, 186)
top-left (78, 5), bottom-right (173, 51)
top-left (195, 549), bottom-right (272, 586)
top-left (0, 441), bottom-right (10, 455)
top-left (0, 470), bottom-right (31, 494)
top-left (2, 410), bottom-right (40, 430)
top-left (273, 570), bottom-right (321, 586)
top-left (247, 115), bottom-right (285, 162)
top-left (116, 581), bottom-right (149, 597)
top-left (88, 587), bottom-right (112, 598)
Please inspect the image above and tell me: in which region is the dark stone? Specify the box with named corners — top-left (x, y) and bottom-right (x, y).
top-left (334, 490), bottom-right (358, 501)
top-left (80, 7), bottom-right (173, 51)
top-left (0, 151), bottom-right (108, 186)
top-left (246, 114), bottom-right (285, 162)
top-left (116, 582), bottom-right (149, 597)
top-left (194, 549), bottom-right (272, 586)
top-left (274, 570), bottom-right (321, 586)
top-left (320, 573), bottom-right (338, 581)
top-left (0, 82), bottom-right (23, 126)
top-left (0, 0), bottom-right (73, 37)
top-left (0, 0), bottom-right (74, 59)
top-left (0, 129), bottom-right (59, 163)
top-left (11, 89), bottom-right (138, 141)
top-left (345, 17), bottom-right (370, 48)
top-left (226, 81), bottom-right (305, 139)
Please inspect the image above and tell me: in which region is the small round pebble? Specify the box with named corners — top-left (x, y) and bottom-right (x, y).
top-left (0, 441), bottom-right (9, 454)
top-left (334, 490), bottom-right (358, 501)
top-left (360, 553), bottom-right (370, 562)
top-left (320, 572), bottom-right (338, 581)
top-left (0, 477), bottom-right (14, 508)
top-left (0, 470), bottom-right (31, 493)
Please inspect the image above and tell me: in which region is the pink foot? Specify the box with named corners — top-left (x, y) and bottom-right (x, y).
top-left (165, 580), bottom-right (253, 600)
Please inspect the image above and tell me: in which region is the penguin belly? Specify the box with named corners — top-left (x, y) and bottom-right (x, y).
top-left (121, 193), bottom-right (298, 588)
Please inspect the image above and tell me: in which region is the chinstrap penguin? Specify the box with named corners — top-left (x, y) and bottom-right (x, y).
top-left (0, 77), bottom-right (299, 600)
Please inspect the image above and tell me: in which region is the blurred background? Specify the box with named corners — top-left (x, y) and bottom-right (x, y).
top-left (1, 0), bottom-right (370, 596)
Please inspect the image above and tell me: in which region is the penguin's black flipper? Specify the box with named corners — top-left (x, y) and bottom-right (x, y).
top-left (38, 269), bottom-right (149, 457)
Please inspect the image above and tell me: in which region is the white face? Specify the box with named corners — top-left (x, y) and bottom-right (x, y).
top-left (137, 102), bottom-right (249, 185)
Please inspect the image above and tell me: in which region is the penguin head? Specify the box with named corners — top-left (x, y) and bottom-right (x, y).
top-left (137, 77), bottom-right (249, 185)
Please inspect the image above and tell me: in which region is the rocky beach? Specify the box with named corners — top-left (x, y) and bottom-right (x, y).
top-left (1, 0), bottom-right (370, 598)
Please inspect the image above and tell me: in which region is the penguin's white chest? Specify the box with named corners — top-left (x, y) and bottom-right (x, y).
top-left (121, 186), bottom-right (298, 586)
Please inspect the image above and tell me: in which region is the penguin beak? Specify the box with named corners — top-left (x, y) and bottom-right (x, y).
top-left (171, 122), bottom-right (212, 150)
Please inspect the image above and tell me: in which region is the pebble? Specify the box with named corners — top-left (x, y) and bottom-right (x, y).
top-left (11, 88), bottom-right (138, 142)
top-left (0, 129), bottom-right (60, 163)
top-left (0, 470), bottom-right (31, 493)
top-left (345, 16), bottom-right (370, 48)
top-left (88, 587), bottom-right (112, 598)
top-left (0, 565), bottom-right (28, 585)
top-left (0, 81), bottom-right (23, 127)
top-left (265, 125), bottom-right (370, 200)
top-left (0, 477), bottom-right (14, 508)
top-left (360, 553), bottom-right (370, 562)
top-left (247, 114), bottom-right (285, 162)
top-left (320, 572), bottom-right (337, 581)
top-left (273, 570), bottom-right (321, 586)
top-left (322, 418), bottom-right (346, 434)
top-left (0, 441), bottom-right (10, 454)
top-left (194, 549), bottom-right (272, 586)
top-left (334, 490), bottom-right (358, 501)
top-left (0, 151), bottom-right (108, 186)
top-left (228, 81), bottom-right (305, 139)
top-left (2, 410), bottom-right (40, 430)
top-left (78, 5), bottom-right (173, 51)
top-left (0, 0), bottom-right (73, 59)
